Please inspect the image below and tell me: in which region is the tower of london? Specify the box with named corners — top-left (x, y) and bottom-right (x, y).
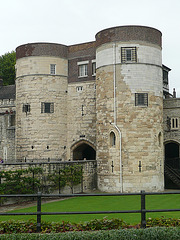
top-left (0, 25), bottom-right (179, 192)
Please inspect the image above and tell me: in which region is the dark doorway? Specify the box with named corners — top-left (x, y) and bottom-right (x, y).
top-left (165, 142), bottom-right (180, 189)
top-left (165, 142), bottom-right (179, 159)
top-left (73, 143), bottom-right (96, 160)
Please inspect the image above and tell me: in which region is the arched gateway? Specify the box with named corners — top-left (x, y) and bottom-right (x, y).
top-left (71, 140), bottom-right (96, 160)
top-left (164, 141), bottom-right (180, 189)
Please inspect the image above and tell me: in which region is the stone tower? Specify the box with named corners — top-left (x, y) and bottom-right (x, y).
top-left (95, 26), bottom-right (164, 192)
top-left (15, 43), bottom-right (68, 161)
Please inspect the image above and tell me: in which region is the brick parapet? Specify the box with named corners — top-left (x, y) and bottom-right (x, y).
top-left (96, 25), bottom-right (162, 48)
top-left (16, 43), bottom-right (68, 60)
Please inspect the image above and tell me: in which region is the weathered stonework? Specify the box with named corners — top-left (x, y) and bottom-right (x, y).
top-left (0, 25), bottom-right (177, 193)
top-left (96, 27), bottom-right (164, 192)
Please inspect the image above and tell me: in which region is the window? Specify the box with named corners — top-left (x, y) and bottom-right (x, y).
top-left (50, 64), bottom-right (56, 75)
top-left (92, 61), bottom-right (96, 76)
top-left (23, 104), bottom-right (30, 113)
top-left (41, 102), bottom-right (54, 113)
top-left (76, 86), bottom-right (83, 92)
top-left (135, 93), bottom-right (148, 106)
top-left (110, 131), bottom-right (116, 147)
top-left (121, 47), bottom-right (137, 63)
top-left (163, 69), bottom-right (168, 84)
top-left (78, 64), bottom-right (88, 77)
top-left (9, 114), bottom-right (15, 127)
top-left (171, 118), bottom-right (179, 130)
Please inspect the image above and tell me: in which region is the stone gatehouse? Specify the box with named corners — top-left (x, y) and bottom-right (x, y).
top-left (0, 25), bottom-right (179, 192)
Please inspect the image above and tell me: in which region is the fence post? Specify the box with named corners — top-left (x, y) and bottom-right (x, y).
top-left (37, 192), bottom-right (42, 233)
top-left (81, 165), bottom-right (83, 193)
top-left (59, 169), bottom-right (61, 194)
top-left (141, 190), bottom-right (146, 228)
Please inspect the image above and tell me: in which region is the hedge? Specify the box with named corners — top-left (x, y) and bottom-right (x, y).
top-left (0, 228), bottom-right (180, 240)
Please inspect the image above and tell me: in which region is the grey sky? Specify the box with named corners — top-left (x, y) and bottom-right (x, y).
top-left (1, 0), bottom-right (180, 95)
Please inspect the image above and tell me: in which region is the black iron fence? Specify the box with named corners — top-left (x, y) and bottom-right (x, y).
top-left (0, 190), bottom-right (180, 232)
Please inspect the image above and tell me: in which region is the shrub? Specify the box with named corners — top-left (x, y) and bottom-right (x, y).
top-left (0, 228), bottom-right (180, 240)
top-left (1, 217), bottom-right (180, 235)
top-left (146, 216), bottom-right (180, 227)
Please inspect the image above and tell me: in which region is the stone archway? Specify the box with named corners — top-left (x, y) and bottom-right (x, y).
top-left (71, 140), bottom-right (96, 160)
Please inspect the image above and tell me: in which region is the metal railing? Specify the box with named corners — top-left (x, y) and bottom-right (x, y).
top-left (0, 190), bottom-right (180, 232)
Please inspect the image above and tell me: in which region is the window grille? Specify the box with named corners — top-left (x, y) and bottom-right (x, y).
top-left (41, 102), bottom-right (54, 113)
top-left (121, 47), bottom-right (137, 63)
top-left (22, 104), bottom-right (30, 113)
top-left (50, 64), bottom-right (56, 75)
top-left (135, 93), bottom-right (148, 106)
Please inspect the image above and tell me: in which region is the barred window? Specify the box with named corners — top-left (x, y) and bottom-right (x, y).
top-left (135, 93), bottom-right (148, 106)
top-left (50, 64), bottom-right (56, 75)
top-left (41, 102), bottom-right (54, 113)
top-left (23, 104), bottom-right (30, 113)
top-left (121, 47), bottom-right (137, 63)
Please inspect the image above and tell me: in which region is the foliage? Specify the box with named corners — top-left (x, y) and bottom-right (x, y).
top-left (146, 216), bottom-right (180, 227)
top-left (0, 167), bottom-right (43, 196)
top-left (0, 228), bottom-right (180, 240)
top-left (0, 219), bottom-right (180, 239)
top-left (0, 51), bottom-right (16, 85)
top-left (48, 165), bottom-right (83, 190)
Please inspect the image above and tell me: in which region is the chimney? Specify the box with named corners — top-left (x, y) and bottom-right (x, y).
top-left (173, 88), bottom-right (176, 98)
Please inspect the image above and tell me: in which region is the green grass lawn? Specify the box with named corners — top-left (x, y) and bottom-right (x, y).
top-left (0, 194), bottom-right (180, 224)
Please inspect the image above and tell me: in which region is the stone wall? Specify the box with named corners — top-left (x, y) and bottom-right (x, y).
top-left (0, 160), bottom-right (97, 193)
top-left (67, 81), bottom-right (96, 159)
top-left (163, 98), bottom-right (180, 144)
top-left (0, 99), bottom-right (16, 162)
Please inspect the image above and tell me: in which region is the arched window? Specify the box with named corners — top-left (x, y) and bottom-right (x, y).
top-left (110, 131), bottom-right (116, 147)
top-left (158, 132), bottom-right (162, 147)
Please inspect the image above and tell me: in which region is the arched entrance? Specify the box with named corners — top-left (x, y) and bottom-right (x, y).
top-left (165, 142), bottom-right (179, 167)
top-left (164, 141), bottom-right (180, 189)
top-left (72, 141), bottom-right (96, 160)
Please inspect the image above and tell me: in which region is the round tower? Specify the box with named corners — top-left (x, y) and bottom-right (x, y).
top-left (95, 26), bottom-right (164, 192)
top-left (15, 43), bottom-right (68, 161)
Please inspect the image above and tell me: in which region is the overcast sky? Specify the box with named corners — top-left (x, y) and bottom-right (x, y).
top-left (1, 0), bottom-right (180, 96)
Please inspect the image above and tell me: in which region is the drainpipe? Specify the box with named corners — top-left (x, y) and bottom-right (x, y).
top-left (112, 43), bottom-right (123, 193)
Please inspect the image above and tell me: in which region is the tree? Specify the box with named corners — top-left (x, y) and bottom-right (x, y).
top-left (0, 51), bottom-right (16, 85)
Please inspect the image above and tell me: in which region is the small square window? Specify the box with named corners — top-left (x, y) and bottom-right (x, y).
top-left (41, 102), bottom-right (54, 113)
top-left (121, 47), bottom-right (137, 63)
top-left (23, 104), bottom-right (30, 113)
top-left (76, 86), bottom-right (83, 92)
top-left (50, 64), bottom-right (56, 75)
top-left (78, 64), bottom-right (88, 77)
top-left (135, 93), bottom-right (148, 106)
